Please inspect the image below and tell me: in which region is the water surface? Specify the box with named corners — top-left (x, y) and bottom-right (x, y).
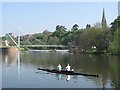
top-left (1, 50), bottom-right (119, 88)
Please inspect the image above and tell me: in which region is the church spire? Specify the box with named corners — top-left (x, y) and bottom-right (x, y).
top-left (102, 8), bottom-right (107, 31)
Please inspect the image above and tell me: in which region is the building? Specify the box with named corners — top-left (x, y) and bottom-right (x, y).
top-left (5, 33), bottom-right (13, 36)
top-left (101, 8), bottom-right (107, 31)
top-left (43, 30), bottom-right (51, 34)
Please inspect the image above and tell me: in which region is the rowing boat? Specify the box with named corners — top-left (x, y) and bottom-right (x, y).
top-left (37, 68), bottom-right (99, 77)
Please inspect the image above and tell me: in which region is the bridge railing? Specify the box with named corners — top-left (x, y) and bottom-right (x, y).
top-left (20, 45), bottom-right (67, 48)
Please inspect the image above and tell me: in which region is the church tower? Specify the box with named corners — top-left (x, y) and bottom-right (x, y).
top-left (101, 8), bottom-right (107, 31)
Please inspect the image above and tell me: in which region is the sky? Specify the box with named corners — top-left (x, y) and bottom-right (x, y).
top-left (1, 1), bottom-right (119, 36)
top-left (118, 1), bottom-right (120, 15)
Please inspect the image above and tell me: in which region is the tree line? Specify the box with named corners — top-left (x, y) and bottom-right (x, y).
top-left (2, 16), bottom-right (120, 55)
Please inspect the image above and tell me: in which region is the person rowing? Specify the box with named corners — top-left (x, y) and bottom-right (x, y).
top-left (57, 64), bottom-right (62, 72)
top-left (65, 64), bottom-right (70, 71)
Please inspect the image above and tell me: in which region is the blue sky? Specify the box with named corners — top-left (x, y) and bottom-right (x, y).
top-left (2, 2), bottom-right (118, 36)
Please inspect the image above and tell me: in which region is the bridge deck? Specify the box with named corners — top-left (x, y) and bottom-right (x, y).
top-left (1, 45), bottom-right (67, 48)
top-left (20, 45), bottom-right (67, 48)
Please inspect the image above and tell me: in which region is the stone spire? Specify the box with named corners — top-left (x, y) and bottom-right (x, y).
top-left (101, 8), bottom-right (107, 31)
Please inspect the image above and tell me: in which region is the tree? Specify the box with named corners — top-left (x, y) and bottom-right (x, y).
top-left (86, 24), bottom-right (91, 29)
top-left (61, 31), bottom-right (73, 45)
top-left (76, 27), bottom-right (101, 52)
top-left (110, 28), bottom-right (120, 54)
top-left (71, 24), bottom-right (79, 31)
top-left (95, 32), bottom-right (110, 53)
top-left (42, 35), bottom-right (48, 44)
top-left (93, 22), bottom-right (101, 29)
top-left (110, 16), bottom-right (120, 34)
top-left (48, 36), bottom-right (60, 45)
top-left (52, 25), bottom-right (67, 42)
top-left (109, 16), bottom-right (120, 54)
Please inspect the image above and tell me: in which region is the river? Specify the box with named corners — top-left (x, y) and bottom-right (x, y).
top-left (1, 50), bottom-right (120, 89)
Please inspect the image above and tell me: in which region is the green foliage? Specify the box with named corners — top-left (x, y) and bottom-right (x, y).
top-left (24, 47), bottom-right (29, 51)
top-left (52, 25), bottom-right (67, 40)
top-left (48, 36), bottom-right (60, 45)
top-left (20, 40), bottom-right (30, 45)
top-left (110, 28), bottom-right (120, 54)
top-left (42, 35), bottom-right (48, 44)
top-left (61, 31), bottom-right (73, 45)
top-left (2, 16), bottom-right (120, 54)
top-left (71, 24), bottom-right (79, 31)
top-left (2, 36), bottom-right (6, 40)
top-left (74, 27), bottom-right (101, 52)
top-left (110, 16), bottom-right (120, 34)
top-left (95, 32), bottom-right (110, 53)
top-left (109, 16), bottom-right (120, 54)
top-left (32, 33), bottom-right (44, 40)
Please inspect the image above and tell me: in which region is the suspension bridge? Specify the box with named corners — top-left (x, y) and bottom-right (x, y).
top-left (0, 33), bottom-right (67, 53)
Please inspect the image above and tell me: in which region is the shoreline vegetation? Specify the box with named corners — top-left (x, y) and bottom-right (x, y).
top-left (1, 16), bottom-right (120, 55)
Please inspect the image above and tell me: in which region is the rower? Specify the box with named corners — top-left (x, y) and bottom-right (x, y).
top-left (57, 64), bottom-right (62, 72)
top-left (65, 64), bottom-right (70, 71)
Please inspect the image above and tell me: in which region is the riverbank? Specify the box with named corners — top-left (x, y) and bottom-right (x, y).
top-left (68, 48), bottom-right (120, 56)
top-left (21, 46), bottom-right (120, 56)
top-left (28, 49), bottom-right (69, 53)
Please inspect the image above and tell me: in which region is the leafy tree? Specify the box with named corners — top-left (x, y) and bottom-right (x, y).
top-left (42, 35), bottom-right (48, 44)
top-left (74, 27), bottom-right (101, 52)
top-left (86, 24), bottom-right (91, 29)
top-left (48, 36), bottom-right (60, 45)
top-left (95, 32), bottom-right (110, 53)
top-left (52, 25), bottom-right (67, 40)
top-left (61, 31), bottom-right (73, 45)
top-left (52, 25), bottom-right (67, 45)
top-left (109, 16), bottom-right (120, 54)
top-left (71, 24), bottom-right (79, 31)
top-left (110, 16), bottom-right (120, 34)
top-left (93, 22), bottom-right (101, 29)
top-left (33, 33), bottom-right (43, 40)
top-left (110, 28), bottom-right (120, 54)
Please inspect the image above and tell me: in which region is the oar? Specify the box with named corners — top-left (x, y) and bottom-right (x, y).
top-left (35, 71), bottom-right (50, 74)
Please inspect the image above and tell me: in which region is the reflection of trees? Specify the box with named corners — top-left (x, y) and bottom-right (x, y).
top-left (2, 52), bottom-right (18, 67)
top-left (21, 52), bottom-right (70, 69)
top-left (108, 56), bottom-right (120, 89)
top-left (20, 52), bottom-right (119, 89)
top-left (67, 54), bottom-right (112, 88)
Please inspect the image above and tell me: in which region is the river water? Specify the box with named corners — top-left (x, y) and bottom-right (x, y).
top-left (1, 50), bottom-right (120, 89)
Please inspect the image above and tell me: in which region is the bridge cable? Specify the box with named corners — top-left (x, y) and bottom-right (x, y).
top-left (30, 35), bottom-right (46, 45)
top-left (7, 33), bottom-right (19, 48)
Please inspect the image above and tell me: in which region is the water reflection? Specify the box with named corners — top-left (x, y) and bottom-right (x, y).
top-left (3, 51), bottom-right (18, 67)
top-left (56, 74), bottom-right (71, 81)
top-left (2, 51), bottom-right (120, 88)
top-left (17, 51), bottom-right (21, 80)
top-left (2, 51), bottom-right (21, 80)
top-left (57, 74), bottom-right (62, 80)
top-left (27, 52), bottom-right (119, 88)
top-left (66, 75), bottom-right (70, 81)
top-left (56, 74), bottom-right (71, 82)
